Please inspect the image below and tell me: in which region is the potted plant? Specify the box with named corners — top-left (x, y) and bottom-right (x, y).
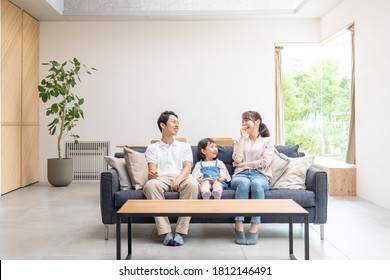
top-left (38, 57), bottom-right (96, 186)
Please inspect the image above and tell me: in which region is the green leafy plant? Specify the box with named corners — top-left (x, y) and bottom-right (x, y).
top-left (283, 59), bottom-right (350, 160)
top-left (38, 58), bottom-right (96, 159)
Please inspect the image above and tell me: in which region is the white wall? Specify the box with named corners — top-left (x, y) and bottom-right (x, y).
top-left (0, 2), bottom-right (2, 193)
top-left (321, 0), bottom-right (390, 210)
top-left (39, 19), bottom-right (319, 181)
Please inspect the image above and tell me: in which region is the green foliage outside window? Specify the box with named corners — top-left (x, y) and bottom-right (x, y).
top-left (283, 59), bottom-right (351, 159)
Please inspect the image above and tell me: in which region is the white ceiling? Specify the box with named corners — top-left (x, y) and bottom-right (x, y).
top-left (10, 0), bottom-right (344, 21)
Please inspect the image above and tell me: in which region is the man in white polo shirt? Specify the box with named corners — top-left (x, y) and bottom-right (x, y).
top-left (143, 110), bottom-right (199, 246)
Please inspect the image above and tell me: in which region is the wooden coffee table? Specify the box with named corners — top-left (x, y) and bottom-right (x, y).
top-left (116, 199), bottom-right (309, 260)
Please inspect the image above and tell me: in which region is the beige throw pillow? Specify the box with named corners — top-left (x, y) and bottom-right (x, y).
top-left (270, 149), bottom-right (290, 188)
top-left (104, 156), bottom-right (131, 190)
top-left (273, 156), bottom-right (314, 190)
top-left (123, 146), bottom-right (148, 190)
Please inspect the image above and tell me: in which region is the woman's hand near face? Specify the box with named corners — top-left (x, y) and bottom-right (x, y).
top-left (240, 124), bottom-right (248, 139)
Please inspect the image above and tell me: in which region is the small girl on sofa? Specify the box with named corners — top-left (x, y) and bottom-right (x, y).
top-left (192, 138), bottom-right (231, 199)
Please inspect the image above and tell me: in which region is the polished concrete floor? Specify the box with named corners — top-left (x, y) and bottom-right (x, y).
top-left (1, 181), bottom-right (390, 260)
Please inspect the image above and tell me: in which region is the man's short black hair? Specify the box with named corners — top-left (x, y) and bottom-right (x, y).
top-left (157, 110), bottom-right (178, 132)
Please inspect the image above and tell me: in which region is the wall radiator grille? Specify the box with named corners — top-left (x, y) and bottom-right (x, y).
top-left (65, 141), bottom-right (110, 181)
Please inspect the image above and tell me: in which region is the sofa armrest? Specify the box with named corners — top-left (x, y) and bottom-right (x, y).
top-left (100, 168), bottom-right (120, 224)
top-left (305, 166), bottom-right (328, 224)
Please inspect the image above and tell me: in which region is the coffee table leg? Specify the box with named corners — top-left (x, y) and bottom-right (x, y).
top-left (289, 216), bottom-right (296, 260)
top-left (116, 215), bottom-right (121, 260)
top-left (126, 218), bottom-right (132, 260)
top-left (304, 215), bottom-right (310, 260)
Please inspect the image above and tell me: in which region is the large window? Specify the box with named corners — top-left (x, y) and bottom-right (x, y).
top-left (282, 30), bottom-right (352, 160)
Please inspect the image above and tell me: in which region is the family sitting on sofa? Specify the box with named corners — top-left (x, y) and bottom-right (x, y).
top-left (143, 109), bottom-right (279, 247)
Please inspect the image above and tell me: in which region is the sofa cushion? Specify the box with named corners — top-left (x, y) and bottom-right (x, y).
top-left (165, 189), bottom-right (236, 200)
top-left (215, 146), bottom-right (234, 176)
top-left (275, 144), bottom-right (300, 158)
top-left (115, 189), bottom-right (145, 207)
top-left (114, 189), bottom-right (237, 207)
top-left (104, 156), bottom-right (131, 190)
top-left (123, 146), bottom-right (148, 190)
top-left (270, 149), bottom-right (290, 188)
top-left (273, 156), bottom-right (314, 190)
top-left (265, 189), bottom-right (315, 208)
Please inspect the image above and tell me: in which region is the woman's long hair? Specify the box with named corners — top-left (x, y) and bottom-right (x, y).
top-left (241, 111), bottom-right (270, 137)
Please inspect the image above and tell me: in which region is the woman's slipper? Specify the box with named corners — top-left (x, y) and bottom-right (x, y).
top-left (234, 228), bottom-right (246, 245)
top-left (246, 230), bottom-right (259, 245)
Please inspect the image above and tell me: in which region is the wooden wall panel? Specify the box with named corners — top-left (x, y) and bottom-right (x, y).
top-left (22, 12), bottom-right (39, 123)
top-left (1, 1), bottom-right (40, 194)
top-left (21, 126), bottom-right (39, 186)
top-left (1, 0), bottom-right (22, 123)
top-left (1, 126), bottom-right (21, 194)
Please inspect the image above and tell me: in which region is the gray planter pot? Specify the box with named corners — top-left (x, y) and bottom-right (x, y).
top-left (47, 158), bottom-right (73, 187)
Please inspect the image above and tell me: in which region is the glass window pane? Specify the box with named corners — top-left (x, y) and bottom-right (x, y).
top-left (282, 30), bottom-right (351, 160)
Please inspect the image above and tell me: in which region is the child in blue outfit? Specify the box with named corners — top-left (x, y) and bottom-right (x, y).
top-left (192, 138), bottom-right (231, 199)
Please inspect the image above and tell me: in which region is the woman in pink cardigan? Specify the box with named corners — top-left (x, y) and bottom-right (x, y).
top-left (231, 111), bottom-right (274, 245)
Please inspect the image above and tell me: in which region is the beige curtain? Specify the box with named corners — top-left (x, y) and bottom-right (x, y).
top-left (345, 24), bottom-right (356, 164)
top-left (275, 46), bottom-right (285, 145)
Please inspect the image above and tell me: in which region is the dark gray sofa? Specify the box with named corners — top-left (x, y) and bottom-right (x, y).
top-left (100, 145), bottom-right (328, 240)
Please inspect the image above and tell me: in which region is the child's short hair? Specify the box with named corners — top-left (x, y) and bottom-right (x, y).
top-left (197, 138), bottom-right (216, 160)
